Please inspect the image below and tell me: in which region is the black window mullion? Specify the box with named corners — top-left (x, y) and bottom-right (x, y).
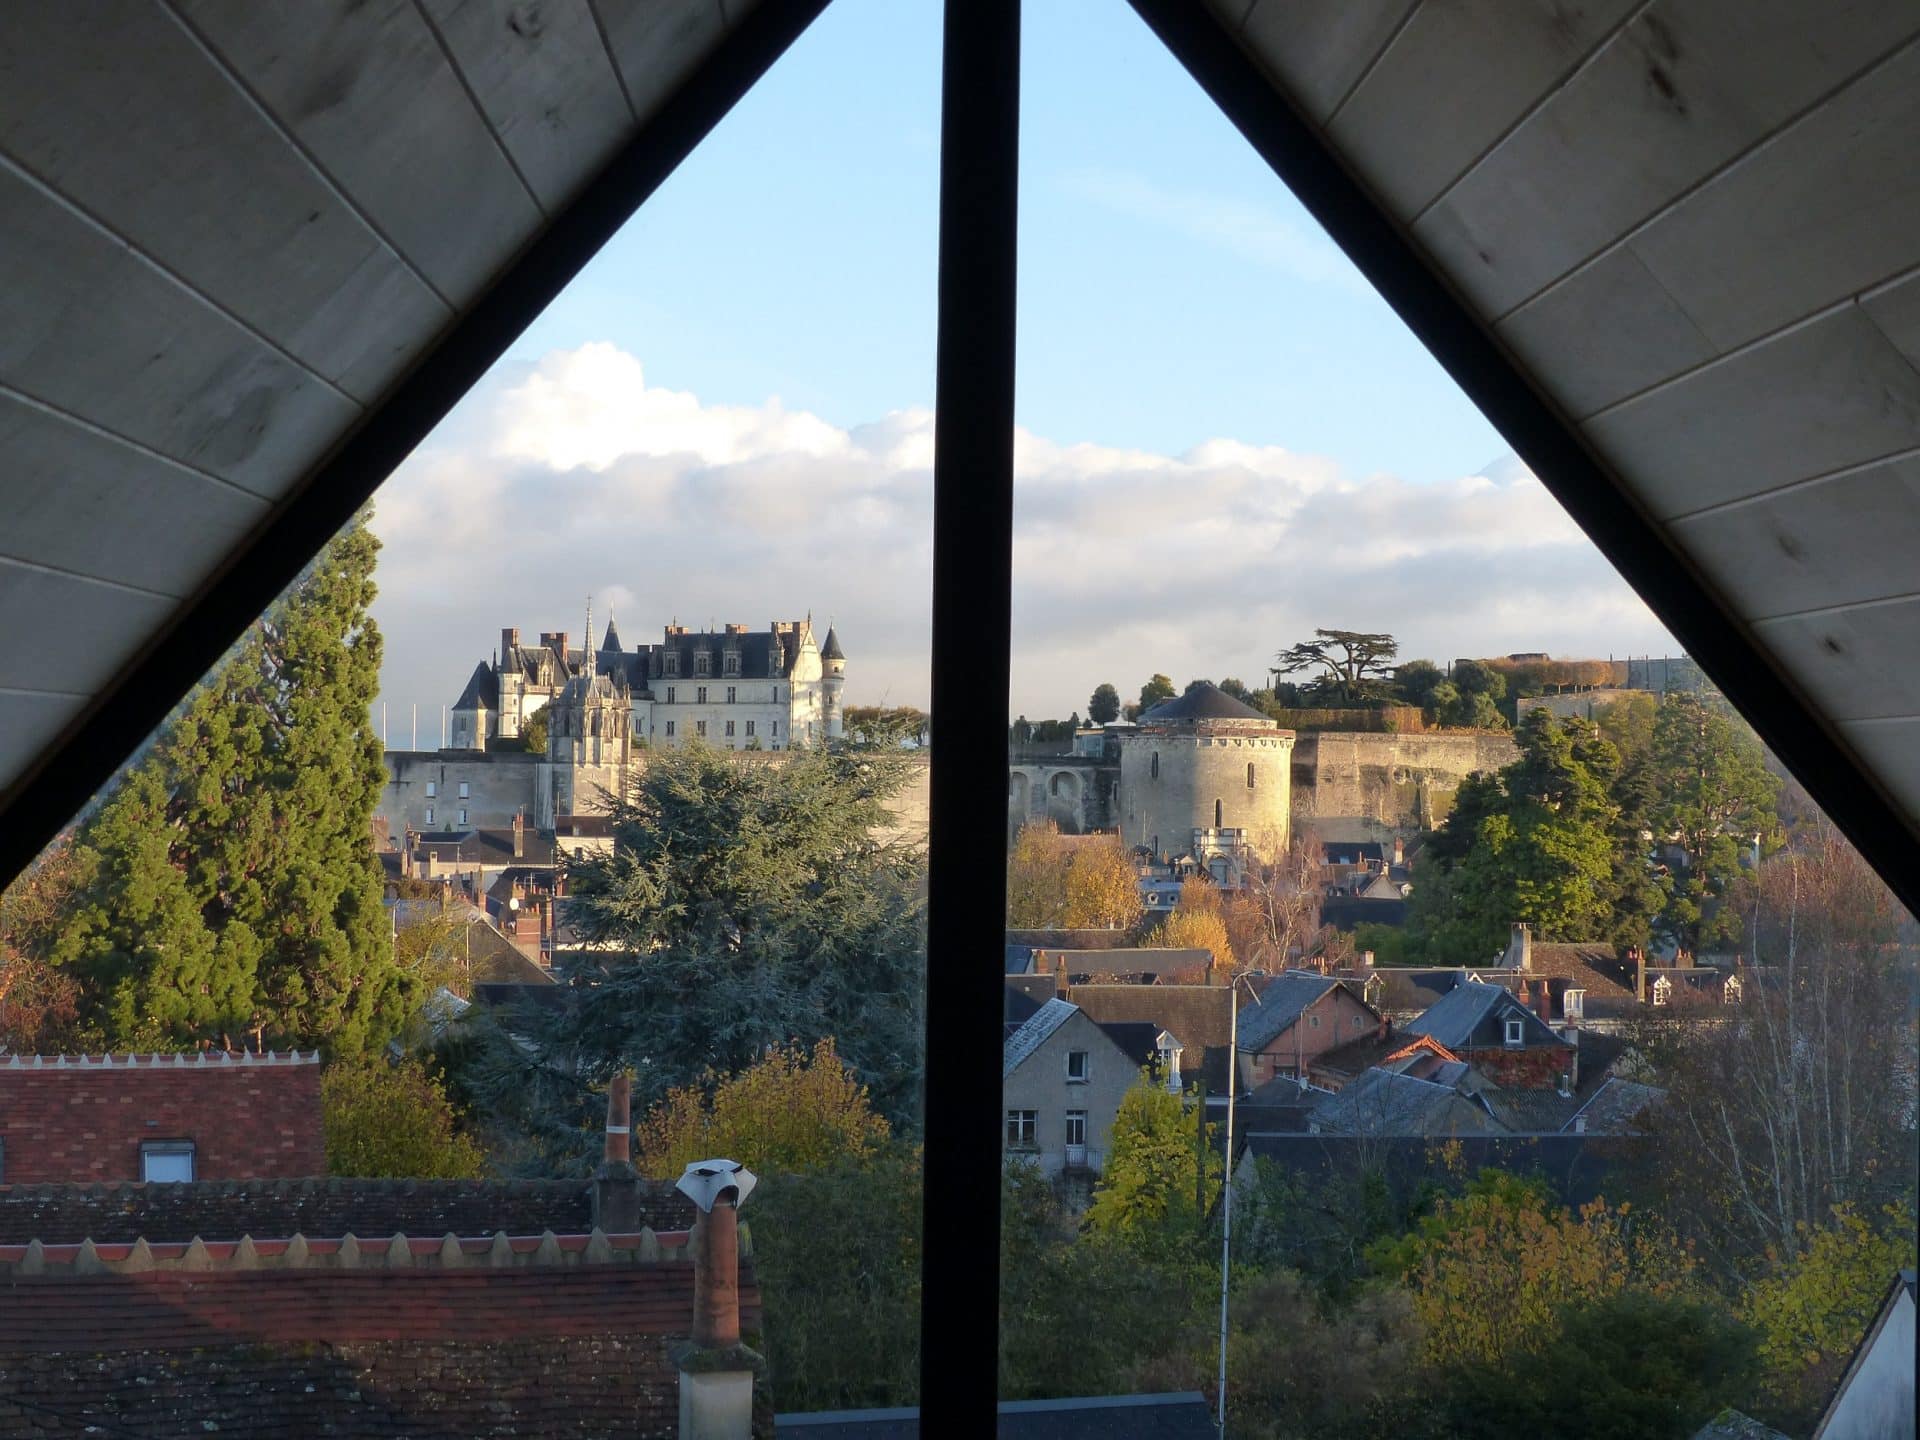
top-left (923, 0), bottom-right (1020, 1425)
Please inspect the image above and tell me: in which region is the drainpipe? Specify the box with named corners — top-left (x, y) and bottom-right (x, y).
top-left (675, 1160), bottom-right (762, 1440)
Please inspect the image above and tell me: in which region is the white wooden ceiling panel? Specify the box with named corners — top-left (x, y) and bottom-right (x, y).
top-left (594, 0), bottom-right (731, 125)
top-left (1583, 306), bottom-right (1920, 518)
top-left (1237, 0), bottom-right (1417, 124)
top-left (0, 3), bottom-right (447, 405)
top-left (0, 392), bottom-right (269, 598)
top-left (1753, 597), bottom-right (1920, 722)
top-left (1497, 245), bottom-right (1717, 420)
top-left (1865, 268), bottom-right (1920, 363)
top-left (1329, 0), bottom-right (1640, 217)
top-left (1669, 454), bottom-right (1920, 621)
top-left (0, 692), bottom-right (87, 790)
top-left (0, 562), bottom-right (177, 698)
top-left (0, 168), bottom-right (359, 497)
top-left (1414, 0), bottom-right (1920, 319)
top-left (1839, 718), bottom-right (1920, 817)
top-left (1498, 43), bottom-right (1920, 418)
top-left (177, 0), bottom-right (543, 304)
top-left (420, 0), bottom-right (635, 213)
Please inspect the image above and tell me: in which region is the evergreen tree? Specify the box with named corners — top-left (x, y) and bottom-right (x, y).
top-left (1087, 683), bottom-right (1121, 724)
top-left (55, 516), bottom-right (409, 1053)
top-left (457, 743), bottom-right (925, 1172)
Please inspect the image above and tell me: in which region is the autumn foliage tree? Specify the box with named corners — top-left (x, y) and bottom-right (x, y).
top-left (1147, 876), bottom-right (1234, 971)
top-left (634, 1039), bottom-right (890, 1180)
top-left (322, 1056), bottom-right (486, 1179)
top-left (1085, 1074), bottom-right (1219, 1256)
top-left (1006, 822), bottom-right (1142, 931)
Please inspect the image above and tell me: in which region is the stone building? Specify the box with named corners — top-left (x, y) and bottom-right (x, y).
top-left (450, 615), bottom-right (844, 755)
top-left (1117, 683), bottom-right (1294, 876)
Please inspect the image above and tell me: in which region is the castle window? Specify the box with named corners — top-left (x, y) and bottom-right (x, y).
top-left (726, 720), bottom-right (736, 737)
top-left (695, 653), bottom-right (710, 676)
top-left (667, 687), bottom-right (675, 704)
top-left (665, 652), bottom-right (678, 676)
top-left (725, 652), bottom-right (740, 676)
top-left (773, 686), bottom-right (780, 702)
top-left (665, 721), bottom-right (675, 737)
top-left (425, 781), bottom-right (437, 798)
top-left (697, 721), bottom-right (707, 738)
top-left (1214, 799), bottom-right (1223, 828)
top-left (697, 687), bottom-right (708, 705)
top-left (772, 720), bottom-right (779, 736)
top-left (746, 721), bottom-right (755, 737)
top-left (425, 807), bottom-right (434, 826)
top-left (1247, 763), bottom-right (1255, 789)
top-left (1151, 752), bottom-right (1159, 779)
top-left (458, 782), bottom-right (469, 799)
top-left (458, 808), bottom-right (468, 826)
top-left (727, 686), bottom-right (736, 703)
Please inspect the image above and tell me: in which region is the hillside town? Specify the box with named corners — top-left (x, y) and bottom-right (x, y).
top-left (2, 565), bottom-right (1913, 1439)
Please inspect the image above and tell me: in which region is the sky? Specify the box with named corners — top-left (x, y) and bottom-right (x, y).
top-left (366, 0), bottom-right (1676, 738)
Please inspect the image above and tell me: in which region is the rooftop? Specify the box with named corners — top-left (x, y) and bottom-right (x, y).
top-left (1136, 682), bottom-right (1279, 728)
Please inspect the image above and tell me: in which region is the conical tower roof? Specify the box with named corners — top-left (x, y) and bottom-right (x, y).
top-left (600, 616), bottom-right (623, 654)
top-left (1139, 681), bottom-right (1270, 724)
top-left (821, 625), bottom-right (845, 661)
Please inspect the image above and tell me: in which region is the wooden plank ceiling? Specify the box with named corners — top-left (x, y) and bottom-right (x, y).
top-left (0, 0), bottom-right (753, 803)
top-left (1208, 0), bottom-right (1920, 831)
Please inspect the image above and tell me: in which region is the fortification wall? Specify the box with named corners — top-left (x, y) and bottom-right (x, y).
top-left (1291, 731), bottom-right (1517, 832)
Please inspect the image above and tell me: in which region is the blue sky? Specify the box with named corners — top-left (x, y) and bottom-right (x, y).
top-left (369, 0), bottom-right (1672, 730)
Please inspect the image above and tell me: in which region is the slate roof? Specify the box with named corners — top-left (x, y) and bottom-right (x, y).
top-left (451, 660), bottom-right (497, 711)
top-left (1004, 998), bottom-right (1079, 1078)
top-left (1138, 682), bottom-right (1273, 725)
top-left (1564, 1077), bottom-right (1666, 1136)
top-left (777, 1392), bottom-right (1217, 1438)
top-left (1097, 1022), bottom-right (1164, 1071)
top-left (1404, 981), bottom-right (1561, 1050)
top-left (1005, 982), bottom-right (1047, 1030)
top-left (1310, 1067), bottom-right (1507, 1137)
top-left (1309, 1028), bottom-right (1406, 1082)
top-left (413, 828), bottom-right (563, 868)
top-left (1349, 966), bottom-right (1471, 1016)
top-left (0, 1177), bottom-right (695, 1246)
top-left (1690, 1409), bottom-right (1794, 1439)
top-left (1046, 947), bottom-right (1213, 983)
top-left (1005, 929), bottom-right (1135, 951)
top-left (1064, 986), bottom-right (1235, 1093)
top-left (1235, 972), bottom-right (1342, 1052)
top-left (820, 625), bottom-right (844, 661)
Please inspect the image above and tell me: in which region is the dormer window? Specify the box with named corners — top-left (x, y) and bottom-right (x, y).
top-left (724, 651), bottom-right (740, 676)
top-left (1652, 974), bottom-right (1672, 1007)
top-left (1504, 1017), bottom-right (1524, 1046)
top-left (695, 652), bottom-right (711, 677)
top-left (1564, 988), bottom-right (1586, 1021)
top-left (665, 652), bottom-right (679, 677)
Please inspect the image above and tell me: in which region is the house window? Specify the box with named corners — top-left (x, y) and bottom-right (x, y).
top-left (667, 686), bottom-right (676, 703)
top-left (1151, 751), bottom-right (1159, 779)
top-left (727, 686), bottom-right (736, 703)
top-left (1309, 1013), bottom-right (1320, 1029)
top-left (1247, 762), bottom-right (1255, 789)
top-left (425, 781), bottom-right (437, 798)
top-left (1066, 1050), bottom-right (1089, 1082)
top-left (726, 720), bottom-right (736, 737)
top-left (1504, 1017), bottom-right (1524, 1046)
top-left (425, 806), bottom-right (434, 826)
top-left (746, 721), bottom-right (755, 737)
top-left (457, 782), bottom-right (469, 799)
top-left (1065, 1111), bottom-right (1087, 1147)
top-left (697, 686), bottom-right (708, 704)
top-left (696, 721), bottom-right (708, 738)
top-left (458, 808), bottom-right (468, 826)
top-left (1352, 1015), bottom-right (1364, 1029)
top-left (141, 1141), bottom-right (195, 1183)
top-left (665, 721), bottom-right (675, 737)
top-left (1005, 1110), bottom-right (1037, 1149)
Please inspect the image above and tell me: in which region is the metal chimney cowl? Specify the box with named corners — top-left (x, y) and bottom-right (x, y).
top-left (674, 1159), bottom-right (763, 1440)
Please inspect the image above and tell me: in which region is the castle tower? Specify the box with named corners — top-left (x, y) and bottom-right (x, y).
top-left (819, 624), bottom-right (846, 742)
top-left (1116, 682), bottom-right (1293, 876)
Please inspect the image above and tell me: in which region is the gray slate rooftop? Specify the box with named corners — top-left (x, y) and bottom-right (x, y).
top-left (1004, 997), bottom-right (1079, 1078)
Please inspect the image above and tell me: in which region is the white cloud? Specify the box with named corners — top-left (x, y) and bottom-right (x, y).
top-left (369, 343), bottom-right (1675, 725)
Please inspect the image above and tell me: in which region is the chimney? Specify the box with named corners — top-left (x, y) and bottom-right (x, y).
top-left (675, 1160), bottom-right (763, 1440)
top-left (1508, 922), bottom-right (1532, 972)
top-left (502, 627), bottom-right (519, 658)
top-left (1361, 949), bottom-right (1375, 969)
top-left (1633, 946), bottom-right (1647, 1003)
top-left (589, 1072), bottom-right (647, 1232)
top-left (1392, 835), bottom-right (1404, 867)
top-left (512, 809), bottom-right (525, 859)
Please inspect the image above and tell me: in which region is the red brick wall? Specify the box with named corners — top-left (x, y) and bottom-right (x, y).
top-left (1459, 1045), bottom-right (1576, 1090)
top-left (0, 1058), bottom-right (324, 1184)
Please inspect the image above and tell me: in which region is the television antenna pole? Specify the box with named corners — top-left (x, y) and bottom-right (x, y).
top-left (1217, 972), bottom-right (1264, 1434)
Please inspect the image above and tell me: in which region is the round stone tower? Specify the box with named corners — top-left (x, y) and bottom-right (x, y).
top-left (1117, 683), bottom-right (1293, 871)
top-left (819, 624), bottom-right (846, 742)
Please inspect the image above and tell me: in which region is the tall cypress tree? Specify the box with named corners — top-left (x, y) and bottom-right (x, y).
top-left (55, 515), bottom-right (408, 1053)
